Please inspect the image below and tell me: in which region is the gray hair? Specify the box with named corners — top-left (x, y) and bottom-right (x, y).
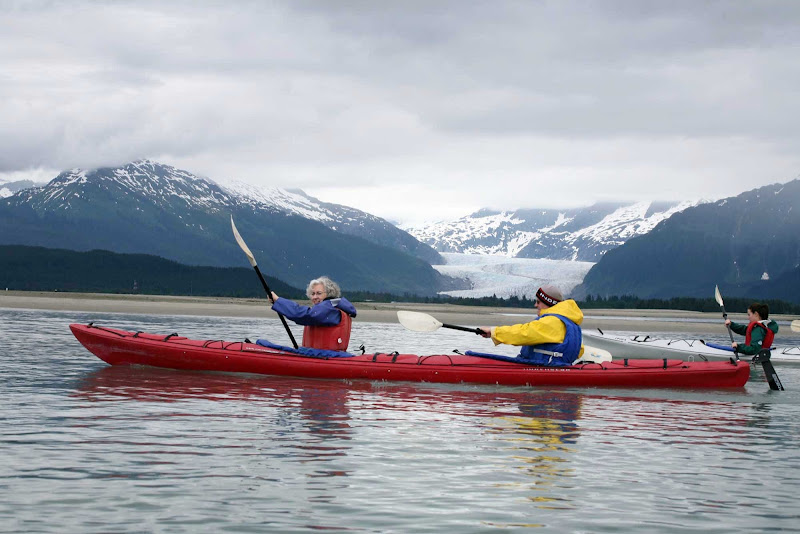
top-left (306, 276), bottom-right (341, 299)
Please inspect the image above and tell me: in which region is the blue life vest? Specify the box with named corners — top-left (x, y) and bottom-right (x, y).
top-left (518, 313), bottom-right (582, 367)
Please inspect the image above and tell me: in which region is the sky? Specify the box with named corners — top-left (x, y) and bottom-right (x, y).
top-left (2, 1), bottom-right (800, 226)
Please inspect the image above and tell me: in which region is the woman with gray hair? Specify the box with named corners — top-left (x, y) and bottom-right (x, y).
top-left (270, 276), bottom-right (357, 351)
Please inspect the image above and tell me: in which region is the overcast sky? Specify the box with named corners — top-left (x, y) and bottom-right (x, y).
top-left (2, 1), bottom-right (799, 225)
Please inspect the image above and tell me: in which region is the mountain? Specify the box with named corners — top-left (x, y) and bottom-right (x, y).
top-left (403, 200), bottom-right (700, 261)
top-left (744, 266), bottom-right (800, 305)
top-left (576, 179), bottom-right (800, 301)
top-left (219, 181), bottom-right (441, 264)
top-left (0, 179), bottom-right (42, 198)
top-left (0, 160), bottom-right (453, 295)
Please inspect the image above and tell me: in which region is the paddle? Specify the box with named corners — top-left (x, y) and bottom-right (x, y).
top-left (714, 285), bottom-right (783, 391)
top-left (396, 310), bottom-right (484, 335)
top-left (231, 215), bottom-right (299, 349)
top-left (714, 285), bottom-right (738, 356)
top-left (792, 320), bottom-right (800, 333)
top-left (396, 310), bottom-right (613, 363)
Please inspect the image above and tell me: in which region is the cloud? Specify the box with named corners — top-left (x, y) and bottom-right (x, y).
top-left (2, 1), bottom-right (799, 224)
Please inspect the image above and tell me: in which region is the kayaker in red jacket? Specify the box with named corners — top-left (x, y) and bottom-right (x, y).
top-left (477, 285), bottom-right (585, 366)
top-left (725, 302), bottom-right (779, 356)
top-left (271, 276), bottom-right (357, 351)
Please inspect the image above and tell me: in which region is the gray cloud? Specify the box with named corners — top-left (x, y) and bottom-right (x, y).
top-left (2, 0), bottom-right (799, 224)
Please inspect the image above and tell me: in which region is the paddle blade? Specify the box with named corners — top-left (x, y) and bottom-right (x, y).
top-left (714, 285), bottom-right (724, 307)
top-left (791, 320), bottom-right (800, 333)
top-left (762, 359), bottom-right (784, 391)
top-left (397, 311), bottom-right (443, 332)
top-left (752, 351), bottom-right (785, 391)
top-left (574, 345), bottom-right (613, 364)
top-left (231, 215), bottom-right (257, 268)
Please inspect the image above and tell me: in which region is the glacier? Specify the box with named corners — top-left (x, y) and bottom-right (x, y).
top-left (432, 253), bottom-right (594, 299)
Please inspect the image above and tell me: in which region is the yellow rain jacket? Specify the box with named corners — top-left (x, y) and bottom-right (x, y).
top-left (491, 299), bottom-right (585, 358)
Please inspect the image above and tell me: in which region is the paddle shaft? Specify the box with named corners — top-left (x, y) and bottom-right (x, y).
top-left (719, 306), bottom-right (737, 346)
top-left (442, 323), bottom-right (484, 335)
top-left (253, 265), bottom-right (299, 349)
top-left (230, 216), bottom-right (298, 349)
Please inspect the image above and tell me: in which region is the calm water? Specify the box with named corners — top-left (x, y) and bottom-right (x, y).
top-left (3, 307), bottom-right (800, 533)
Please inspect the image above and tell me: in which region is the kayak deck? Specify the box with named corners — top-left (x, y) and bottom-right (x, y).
top-left (70, 323), bottom-right (751, 389)
top-left (584, 330), bottom-right (800, 364)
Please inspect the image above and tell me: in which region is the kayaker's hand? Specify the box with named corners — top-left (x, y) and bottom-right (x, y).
top-left (732, 342), bottom-right (739, 350)
top-left (478, 327), bottom-right (492, 338)
top-left (270, 291), bottom-right (279, 302)
top-left (724, 319), bottom-right (731, 327)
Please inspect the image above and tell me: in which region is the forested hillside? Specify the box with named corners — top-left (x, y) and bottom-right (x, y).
top-left (0, 246), bottom-right (304, 298)
top-left (578, 179), bottom-right (800, 303)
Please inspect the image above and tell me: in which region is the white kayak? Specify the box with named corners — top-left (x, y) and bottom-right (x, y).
top-left (583, 329), bottom-right (800, 365)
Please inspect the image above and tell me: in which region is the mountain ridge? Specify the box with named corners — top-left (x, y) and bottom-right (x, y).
top-left (218, 179), bottom-right (442, 264)
top-left (0, 161), bottom-right (452, 295)
top-left (576, 179), bottom-right (800, 301)
top-left (403, 200), bottom-right (702, 261)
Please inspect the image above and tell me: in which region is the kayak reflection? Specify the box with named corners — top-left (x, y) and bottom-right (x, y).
top-left (72, 365), bottom-right (763, 516)
top-left (75, 365), bottom-right (586, 418)
top-left (75, 365), bottom-right (354, 436)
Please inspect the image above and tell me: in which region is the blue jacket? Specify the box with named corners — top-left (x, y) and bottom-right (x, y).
top-left (272, 297), bottom-right (357, 327)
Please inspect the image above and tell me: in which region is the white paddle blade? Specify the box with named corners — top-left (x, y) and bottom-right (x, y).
top-left (791, 320), bottom-right (800, 333)
top-left (714, 285), bottom-right (724, 307)
top-left (231, 215), bottom-right (257, 268)
top-left (574, 345), bottom-right (613, 364)
top-left (396, 311), bottom-right (443, 332)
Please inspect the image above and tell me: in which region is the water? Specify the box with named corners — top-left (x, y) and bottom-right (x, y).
top-left (3, 307), bottom-right (800, 533)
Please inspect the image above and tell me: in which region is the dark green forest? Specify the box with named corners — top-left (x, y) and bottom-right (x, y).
top-left (4, 245), bottom-right (799, 314)
top-left (1, 245), bottom-right (304, 299)
top-left (347, 290), bottom-right (800, 314)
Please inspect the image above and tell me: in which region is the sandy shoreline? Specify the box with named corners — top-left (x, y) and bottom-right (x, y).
top-left (3, 290), bottom-right (797, 334)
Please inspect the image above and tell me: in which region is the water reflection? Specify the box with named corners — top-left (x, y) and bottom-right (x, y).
top-left (58, 309), bottom-right (800, 522)
top-left (6, 308), bottom-right (800, 532)
top-left (75, 366), bottom-right (358, 488)
top-left (75, 366), bottom-right (589, 497)
top-left (77, 364), bottom-right (774, 509)
top-left (76, 366), bottom-right (355, 436)
top-left (482, 392), bottom-right (582, 509)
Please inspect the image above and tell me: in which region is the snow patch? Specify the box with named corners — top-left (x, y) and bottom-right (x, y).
top-left (220, 180), bottom-right (333, 222)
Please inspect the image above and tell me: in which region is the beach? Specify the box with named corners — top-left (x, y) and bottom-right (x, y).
top-left (3, 290), bottom-right (796, 333)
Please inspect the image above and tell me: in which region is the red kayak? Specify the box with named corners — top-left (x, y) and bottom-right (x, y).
top-left (69, 323), bottom-right (751, 389)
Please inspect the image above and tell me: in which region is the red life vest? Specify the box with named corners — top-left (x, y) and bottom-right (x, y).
top-left (745, 321), bottom-right (775, 350)
top-left (302, 310), bottom-right (352, 351)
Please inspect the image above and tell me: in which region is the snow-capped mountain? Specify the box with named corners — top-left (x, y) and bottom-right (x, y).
top-left (19, 161), bottom-right (231, 213)
top-left (578, 179), bottom-right (800, 300)
top-left (403, 200), bottom-right (702, 261)
top-left (9, 160), bottom-right (440, 264)
top-left (0, 178), bottom-right (41, 198)
top-left (0, 160), bottom-right (450, 294)
top-left (218, 180), bottom-right (441, 264)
